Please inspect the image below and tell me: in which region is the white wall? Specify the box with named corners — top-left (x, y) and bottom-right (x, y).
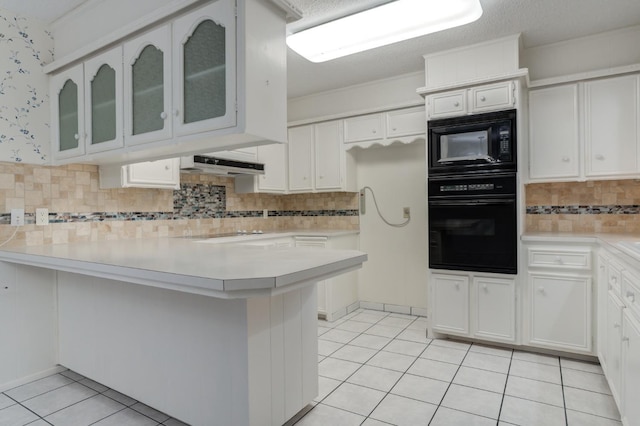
top-left (522, 25), bottom-right (640, 81)
top-left (355, 143), bottom-right (428, 309)
top-left (287, 72), bottom-right (424, 123)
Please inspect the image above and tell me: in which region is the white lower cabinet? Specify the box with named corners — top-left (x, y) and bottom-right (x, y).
top-left (431, 272), bottom-right (516, 343)
top-left (474, 276), bottom-right (516, 343)
top-left (528, 274), bottom-right (592, 353)
top-left (621, 310), bottom-right (640, 426)
top-left (595, 245), bottom-right (640, 426)
top-left (524, 243), bottom-right (594, 354)
top-left (294, 234), bottom-right (359, 321)
top-left (432, 274), bottom-right (470, 335)
top-left (606, 290), bottom-right (625, 406)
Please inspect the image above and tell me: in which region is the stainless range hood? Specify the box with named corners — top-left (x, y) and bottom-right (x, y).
top-left (180, 155), bottom-right (265, 176)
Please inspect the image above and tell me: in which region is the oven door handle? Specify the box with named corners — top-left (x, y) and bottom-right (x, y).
top-left (428, 198), bottom-right (515, 207)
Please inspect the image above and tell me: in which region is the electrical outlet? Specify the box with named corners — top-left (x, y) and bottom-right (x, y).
top-left (263, 209), bottom-right (269, 218)
top-left (359, 188), bottom-right (366, 214)
top-left (403, 207), bottom-right (410, 219)
top-left (36, 208), bottom-right (49, 226)
top-left (10, 208), bottom-right (24, 226)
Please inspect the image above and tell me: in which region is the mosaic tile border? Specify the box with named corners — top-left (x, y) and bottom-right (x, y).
top-left (0, 210), bottom-right (360, 225)
top-left (527, 205), bottom-right (640, 214)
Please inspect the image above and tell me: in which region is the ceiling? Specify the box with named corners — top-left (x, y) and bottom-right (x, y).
top-left (1, 0), bottom-right (640, 98)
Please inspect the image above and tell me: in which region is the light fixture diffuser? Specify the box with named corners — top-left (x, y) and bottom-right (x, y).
top-left (287, 0), bottom-right (483, 63)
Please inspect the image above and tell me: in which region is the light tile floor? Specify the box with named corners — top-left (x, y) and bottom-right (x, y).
top-left (0, 308), bottom-right (622, 426)
top-left (291, 308), bottom-right (622, 426)
top-left (0, 369), bottom-right (188, 426)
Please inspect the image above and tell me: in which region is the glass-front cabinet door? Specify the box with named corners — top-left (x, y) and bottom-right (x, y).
top-left (84, 46), bottom-right (123, 153)
top-left (51, 63), bottom-right (85, 160)
top-left (172, 0), bottom-right (236, 136)
top-left (124, 24), bottom-right (172, 146)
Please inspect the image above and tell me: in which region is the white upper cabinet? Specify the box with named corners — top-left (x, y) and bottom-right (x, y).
top-left (427, 81), bottom-right (515, 119)
top-left (386, 106), bottom-right (426, 138)
top-left (343, 114), bottom-right (385, 143)
top-left (84, 46), bottom-right (124, 154)
top-left (235, 143), bottom-right (288, 194)
top-left (529, 84), bottom-right (580, 180)
top-left (288, 125), bottom-right (314, 193)
top-left (288, 121), bottom-right (356, 193)
top-left (51, 63), bottom-right (86, 161)
top-left (172, 0), bottom-right (236, 136)
top-left (99, 158), bottom-right (180, 189)
top-left (342, 106), bottom-right (426, 149)
top-left (48, 0), bottom-right (287, 165)
top-left (123, 24), bottom-right (173, 146)
top-left (314, 121), bottom-right (344, 191)
top-left (584, 74), bottom-right (639, 178)
top-left (528, 73), bottom-right (640, 182)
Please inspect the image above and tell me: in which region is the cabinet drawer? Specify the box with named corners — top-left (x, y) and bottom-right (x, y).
top-left (622, 270), bottom-right (640, 318)
top-left (429, 90), bottom-right (466, 118)
top-left (344, 114), bottom-right (385, 143)
top-left (608, 260), bottom-right (623, 294)
top-left (528, 248), bottom-right (591, 270)
top-left (471, 82), bottom-right (514, 112)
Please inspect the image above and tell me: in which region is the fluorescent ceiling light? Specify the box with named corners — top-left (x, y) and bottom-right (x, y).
top-left (287, 0), bottom-right (483, 63)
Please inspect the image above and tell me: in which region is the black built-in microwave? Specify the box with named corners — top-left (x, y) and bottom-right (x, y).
top-left (428, 109), bottom-right (516, 176)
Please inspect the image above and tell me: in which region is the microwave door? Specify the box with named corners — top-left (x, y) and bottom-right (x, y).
top-left (439, 130), bottom-right (489, 163)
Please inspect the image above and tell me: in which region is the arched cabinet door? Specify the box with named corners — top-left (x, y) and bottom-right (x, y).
top-left (51, 63), bottom-right (85, 160)
top-left (172, 0), bottom-right (236, 136)
top-left (123, 24), bottom-right (173, 146)
top-left (84, 46), bottom-right (124, 154)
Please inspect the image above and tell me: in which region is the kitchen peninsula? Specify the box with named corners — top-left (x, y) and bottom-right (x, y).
top-left (0, 236), bottom-right (367, 426)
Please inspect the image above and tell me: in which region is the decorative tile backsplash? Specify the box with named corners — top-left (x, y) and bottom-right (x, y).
top-left (526, 179), bottom-right (640, 233)
top-left (0, 9), bottom-right (53, 164)
top-left (0, 161), bottom-right (359, 246)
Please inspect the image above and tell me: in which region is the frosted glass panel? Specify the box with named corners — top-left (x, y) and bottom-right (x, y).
top-left (183, 19), bottom-right (226, 124)
top-left (132, 45), bottom-right (164, 135)
top-left (91, 64), bottom-right (116, 144)
top-left (58, 80), bottom-right (79, 151)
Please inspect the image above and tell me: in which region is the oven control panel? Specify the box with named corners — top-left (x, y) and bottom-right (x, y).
top-left (440, 183), bottom-right (495, 192)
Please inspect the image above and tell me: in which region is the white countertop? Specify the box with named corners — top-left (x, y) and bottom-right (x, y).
top-left (0, 233), bottom-right (367, 299)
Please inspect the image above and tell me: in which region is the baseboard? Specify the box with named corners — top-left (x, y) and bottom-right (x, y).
top-left (0, 365), bottom-right (67, 392)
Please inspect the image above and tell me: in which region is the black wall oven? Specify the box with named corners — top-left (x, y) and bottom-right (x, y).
top-left (428, 174), bottom-right (517, 274)
top-left (427, 109), bottom-right (518, 275)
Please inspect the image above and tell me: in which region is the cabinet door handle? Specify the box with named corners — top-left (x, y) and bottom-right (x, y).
top-left (372, 129), bottom-right (377, 134)
top-left (453, 102), bottom-right (460, 107)
top-left (622, 336), bottom-right (630, 343)
top-left (160, 112), bottom-right (168, 120)
top-left (561, 156), bottom-right (570, 162)
top-left (164, 165), bottom-right (170, 170)
top-left (392, 127), bottom-right (397, 131)
top-left (174, 109), bottom-right (180, 117)
top-left (480, 96), bottom-right (487, 102)
top-left (73, 133), bottom-right (80, 141)
top-left (614, 322), bottom-right (621, 329)
top-left (538, 286), bottom-right (545, 294)
top-left (482, 284), bottom-right (488, 291)
top-left (455, 283), bottom-right (460, 290)
top-left (595, 154), bottom-right (605, 160)
top-left (627, 291), bottom-right (636, 302)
